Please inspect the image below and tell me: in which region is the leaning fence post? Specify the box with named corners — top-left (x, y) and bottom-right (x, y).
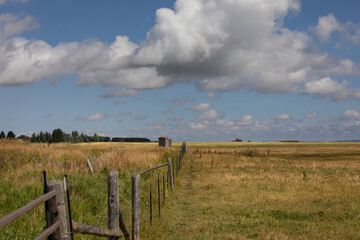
top-left (47, 180), bottom-right (70, 240)
top-left (86, 159), bottom-right (94, 174)
top-left (167, 158), bottom-right (173, 189)
top-left (108, 171), bottom-right (119, 240)
top-left (132, 174), bottom-right (140, 240)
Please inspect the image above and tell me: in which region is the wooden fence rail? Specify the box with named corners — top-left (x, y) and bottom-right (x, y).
top-left (0, 190), bottom-right (61, 240)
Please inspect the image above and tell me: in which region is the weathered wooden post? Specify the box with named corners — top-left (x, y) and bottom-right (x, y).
top-left (86, 159), bottom-right (94, 174)
top-left (149, 185), bottom-right (152, 226)
top-left (163, 172), bottom-right (165, 204)
top-left (157, 173), bottom-right (161, 217)
top-left (132, 174), bottom-right (140, 240)
top-left (167, 158), bottom-right (173, 189)
top-left (47, 180), bottom-right (70, 240)
top-left (108, 171), bottom-right (119, 240)
top-left (63, 175), bottom-right (74, 240)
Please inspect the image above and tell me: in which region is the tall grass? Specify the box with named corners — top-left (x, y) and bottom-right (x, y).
top-left (0, 139), bottom-right (176, 239)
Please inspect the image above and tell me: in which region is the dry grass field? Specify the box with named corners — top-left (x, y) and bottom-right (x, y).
top-left (1, 140), bottom-right (360, 239)
top-left (143, 142), bottom-right (360, 239)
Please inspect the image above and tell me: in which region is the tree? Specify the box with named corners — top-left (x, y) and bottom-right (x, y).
top-left (7, 131), bottom-right (15, 139)
top-left (31, 133), bottom-right (38, 143)
top-left (93, 133), bottom-right (100, 142)
top-left (0, 131), bottom-right (5, 139)
top-left (80, 133), bottom-right (89, 143)
top-left (39, 131), bottom-right (46, 143)
top-left (71, 131), bottom-right (80, 143)
top-left (52, 128), bottom-right (64, 143)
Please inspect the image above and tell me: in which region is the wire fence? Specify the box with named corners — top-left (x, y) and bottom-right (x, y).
top-left (0, 142), bottom-right (188, 239)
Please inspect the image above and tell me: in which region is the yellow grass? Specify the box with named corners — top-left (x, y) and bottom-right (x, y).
top-left (143, 142), bottom-right (360, 239)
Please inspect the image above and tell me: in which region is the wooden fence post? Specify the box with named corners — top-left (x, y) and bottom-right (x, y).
top-left (132, 174), bottom-right (140, 240)
top-left (167, 158), bottom-right (173, 189)
top-left (47, 180), bottom-right (70, 240)
top-left (108, 171), bottom-right (119, 240)
top-left (86, 159), bottom-right (94, 174)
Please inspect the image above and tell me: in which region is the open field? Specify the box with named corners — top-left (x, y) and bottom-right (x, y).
top-left (143, 142), bottom-right (360, 239)
top-left (1, 140), bottom-right (360, 239)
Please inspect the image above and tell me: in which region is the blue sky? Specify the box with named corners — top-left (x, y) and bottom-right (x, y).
top-left (1, 0), bottom-right (360, 142)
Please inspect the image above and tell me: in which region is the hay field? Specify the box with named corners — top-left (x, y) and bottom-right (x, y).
top-left (1, 140), bottom-right (360, 239)
top-left (143, 142), bottom-right (360, 239)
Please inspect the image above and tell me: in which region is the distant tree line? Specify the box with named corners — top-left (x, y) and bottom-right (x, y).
top-left (0, 131), bottom-right (16, 139)
top-left (1, 128), bottom-right (151, 143)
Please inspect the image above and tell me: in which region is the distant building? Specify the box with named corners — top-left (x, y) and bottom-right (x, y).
top-left (158, 137), bottom-right (172, 147)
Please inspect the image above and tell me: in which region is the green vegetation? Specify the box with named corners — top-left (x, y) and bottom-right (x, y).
top-left (0, 140), bottom-right (177, 239)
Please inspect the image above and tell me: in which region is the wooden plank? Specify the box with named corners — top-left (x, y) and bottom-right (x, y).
top-left (34, 221), bottom-right (60, 240)
top-left (72, 221), bottom-right (123, 237)
top-left (0, 190), bottom-right (56, 228)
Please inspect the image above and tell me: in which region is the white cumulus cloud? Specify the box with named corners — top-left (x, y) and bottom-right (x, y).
top-left (197, 109), bottom-right (219, 120)
top-left (301, 77), bottom-right (359, 102)
top-left (187, 102), bottom-right (211, 111)
top-left (190, 122), bottom-right (206, 130)
top-left (311, 13), bottom-right (343, 42)
top-left (0, 0), bottom-right (359, 102)
top-left (305, 112), bottom-right (318, 119)
top-left (274, 114), bottom-right (292, 121)
top-left (75, 112), bottom-right (111, 121)
top-left (340, 109), bottom-right (360, 121)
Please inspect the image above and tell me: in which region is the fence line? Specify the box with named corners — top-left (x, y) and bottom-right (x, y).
top-left (132, 142), bottom-right (188, 240)
top-left (0, 142), bottom-right (188, 240)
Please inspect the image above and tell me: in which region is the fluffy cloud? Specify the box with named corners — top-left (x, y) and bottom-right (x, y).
top-left (237, 115), bottom-right (253, 126)
top-left (312, 13), bottom-right (360, 45)
top-left (1, 0), bottom-right (360, 101)
top-left (190, 122), bottom-right (206, 130)
top-left (197, 109), bottom-right (219, 120)
top-left (274, 114), bottom-right (292, 121)
top-left (340, 109), bottom-right (360, 121)
top-left (75, 112), bottom-right (111, 121)
top-left (301, 77), bottom-right (360, 102)
top-left (305, 112), bottom-right (318, 119)
top-left (187, 102), bottom-right (211, 111)
top-left (0, 14), bottom-right (39, 40)
top-left (311, 13), bottom-right (343, 42)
